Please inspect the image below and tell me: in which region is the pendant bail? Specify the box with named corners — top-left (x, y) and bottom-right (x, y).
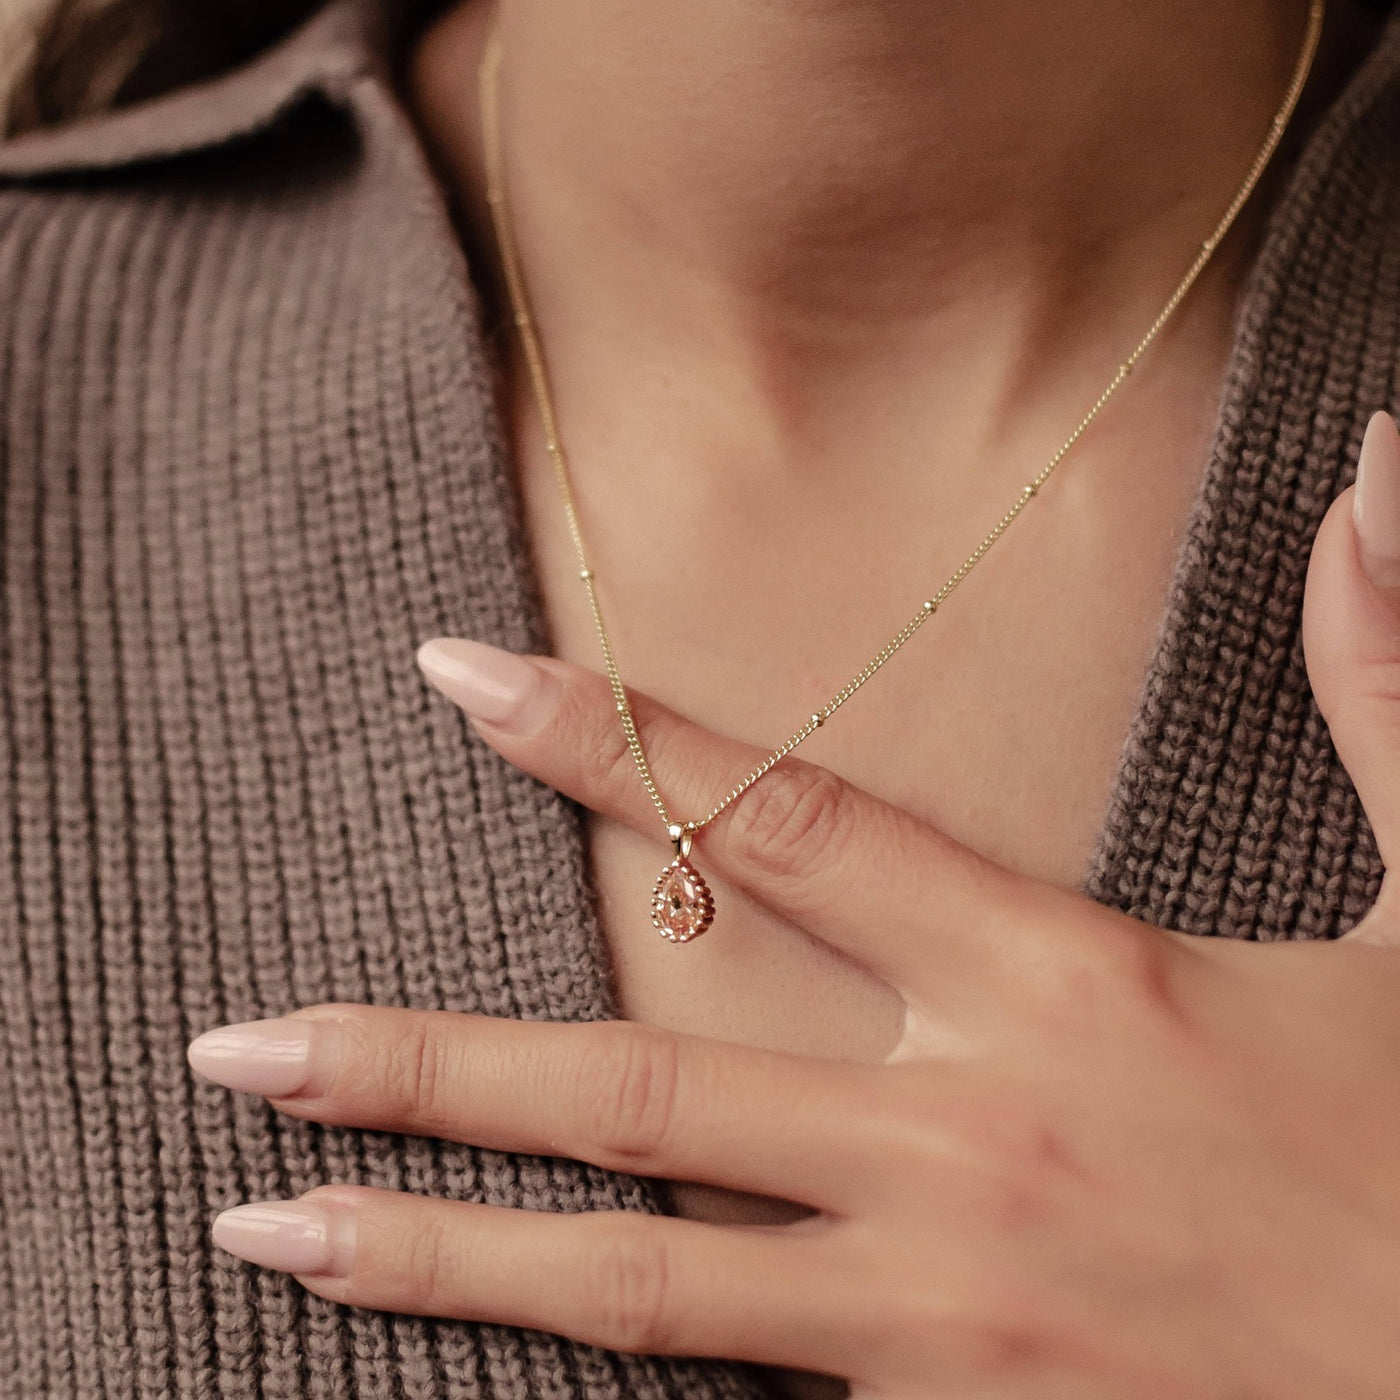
top-left (667, 822), bottom-right (694, 860)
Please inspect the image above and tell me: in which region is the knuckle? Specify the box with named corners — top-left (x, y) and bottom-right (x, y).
top-left (905, 1071), bottom-right (1093, 1196)
top-left (396, 1214), bottom-right (454, 1313)
top-left (1013, 1118), bottom-right (1088, 1189)
top-left (376, 1018), bottom-right (457, 1130)
top-left (843, 1236), bottom-right (1056, 1379)
top-left (1090, 926), bottom-right (1191, 1032)
top-left (585, 1222), bottom-right (675, 1354)
top-left (575, 1024), bottom-right (680, 1167)
top-left (971, 1309), bottom-right (1057, 1376)
top-left (972, 1094), bottom-right (1092, 1194)
top-left (1030, 918), bottom-right (1190, 1042)
top-left (595, 716), bottom-right (641, 806)
top-left (725, 761), bottom-right (852, 882)
top-left (974, 1134), bottom-right (1081, 1235)
top-left (910, 1259), bottom-right (1057, 1378)
top-left (557, 677), bottom-right (635, 797)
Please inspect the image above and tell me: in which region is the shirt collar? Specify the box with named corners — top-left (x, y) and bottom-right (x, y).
top-left (0, 0), bottom-right (391, 179)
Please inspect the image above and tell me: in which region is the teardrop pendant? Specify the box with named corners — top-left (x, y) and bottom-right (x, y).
top-left (651, 824), bottom-right (715, 944)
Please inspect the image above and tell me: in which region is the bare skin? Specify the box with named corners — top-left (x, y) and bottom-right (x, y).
top-left (398, 3), bottom-right (1376, 1393)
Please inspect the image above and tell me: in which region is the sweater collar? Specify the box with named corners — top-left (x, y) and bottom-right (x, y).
top-left (0, 0), bottom-right (386, 178)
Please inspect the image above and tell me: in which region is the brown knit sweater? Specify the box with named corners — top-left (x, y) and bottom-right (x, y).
top-left (0, 2), bottom-right (1394, 1397)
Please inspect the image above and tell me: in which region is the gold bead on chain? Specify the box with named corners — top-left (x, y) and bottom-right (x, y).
top-left (478, 0), bottom-right (1326, 944)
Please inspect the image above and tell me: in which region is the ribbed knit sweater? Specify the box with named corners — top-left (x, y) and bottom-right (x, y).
top-left (0, 1), bottom-right (1395, 1396)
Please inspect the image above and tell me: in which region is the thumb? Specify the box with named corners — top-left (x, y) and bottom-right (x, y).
top-left (1304, 409), bottom-right (1400, 935)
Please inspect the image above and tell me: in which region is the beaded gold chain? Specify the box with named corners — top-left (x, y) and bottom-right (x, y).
top-left (479, 1), bottom-right (1325, 944)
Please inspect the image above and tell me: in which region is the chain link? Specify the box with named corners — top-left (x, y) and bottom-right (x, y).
top-left (479, 0), bottom-right (1325, 836)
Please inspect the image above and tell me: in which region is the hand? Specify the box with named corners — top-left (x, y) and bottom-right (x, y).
top-left (188, 413), bottom-right (1400, 1399)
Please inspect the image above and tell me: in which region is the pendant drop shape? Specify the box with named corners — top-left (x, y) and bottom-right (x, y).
top-left (651, 855), bottom-right (715, 944)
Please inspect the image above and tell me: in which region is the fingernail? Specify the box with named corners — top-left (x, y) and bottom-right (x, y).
top-left (212, 1199), bottom-right (355, 1276)
top-left (416, 637), bottom-right (558, 733)
top-left (1354, 410), bottom-right (1400, 589)
top-left (187, 1018), bottom-right (335, 1098)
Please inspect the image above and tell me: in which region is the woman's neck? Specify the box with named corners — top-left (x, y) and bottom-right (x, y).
top-left (407, 0), bottom-right (1372, 457)
top-left (498, 0), bottom-right (1321, 318)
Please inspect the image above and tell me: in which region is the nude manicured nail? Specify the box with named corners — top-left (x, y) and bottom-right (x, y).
top-left (416, 637), bottom-right (558, 732)
top-left (212, 1200), bottom-right (355, 1276)
top-left (187, 1018), bottom-right (334, 1098)
top-left (1353, 409), bottom-right (1400, 588)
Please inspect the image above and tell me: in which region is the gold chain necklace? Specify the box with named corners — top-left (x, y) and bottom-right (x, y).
top-left (479, 2), bottom-right (1325, 945)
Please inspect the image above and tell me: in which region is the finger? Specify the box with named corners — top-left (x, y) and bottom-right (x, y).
top-left (211, 1185), bottom-right (858, 1372)
top-left (416, 636), bottom-right (1049, 995)
top-left (1304, 410), bottom-right (1400, 937)
top-left (187, 1006), bottom-right (882, 1210)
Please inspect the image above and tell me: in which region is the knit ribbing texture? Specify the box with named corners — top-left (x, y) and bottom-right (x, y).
top-left (0, 1), bottom-right (1397, 1396)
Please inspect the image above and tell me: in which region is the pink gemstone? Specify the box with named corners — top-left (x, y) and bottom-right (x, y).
top-left (651, 858), bottom-right (715, 943)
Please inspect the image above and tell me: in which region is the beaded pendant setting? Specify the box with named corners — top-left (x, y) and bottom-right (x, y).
top-left (651, 824), bottom-right (715, 944)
